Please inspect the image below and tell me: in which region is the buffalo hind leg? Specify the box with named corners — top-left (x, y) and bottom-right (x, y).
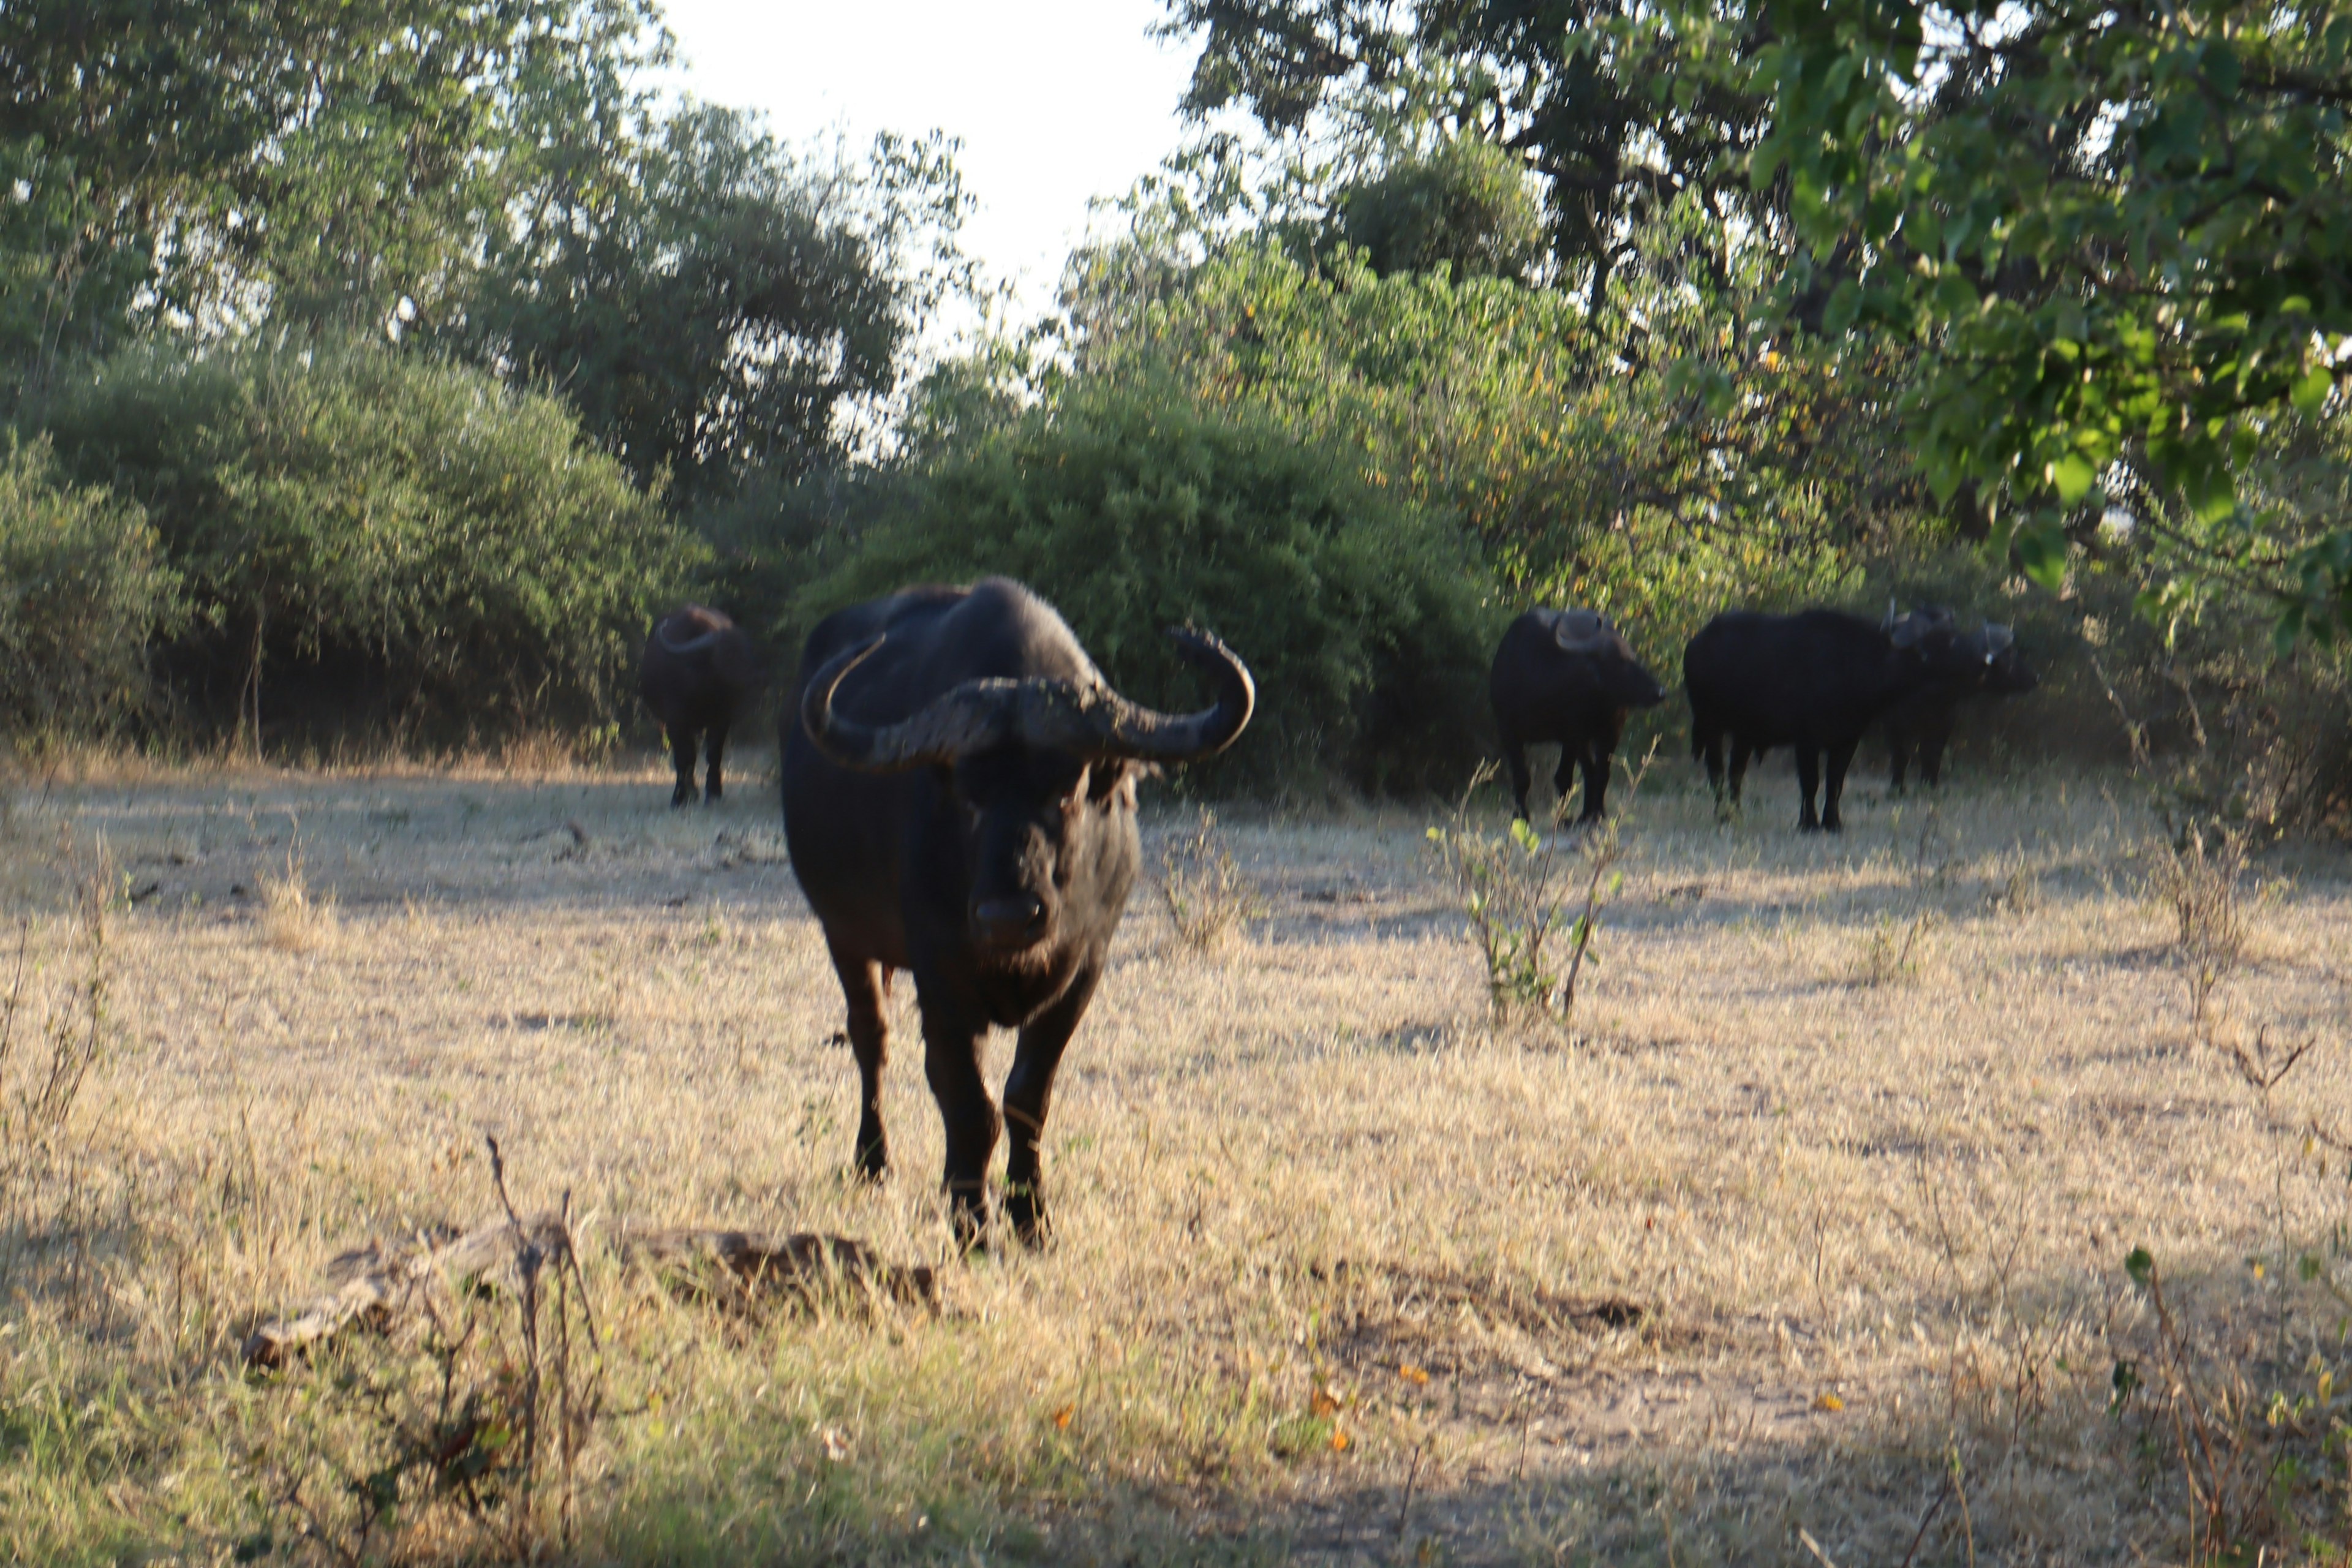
top-left (1888, 729), bottom-right (1911, 795)
top-left (918, 994), bottom-right (999, 1250)
top-left (1001, 961), bottom-right (1103, 1247)
top-left (829, 940), bottom-right (892, 1181)
top-left (1822, 740), bottom-right (1858, 831)
top-left (702, 721), bottom-right (729, 804)
top-left (1727, 737), bottom-right (1753, 812)
top-left (665, 725), bottom-right (699, 808)
top-left (1795, 746), bottom-right (1823, 831)
top-left (1501, 733), bottom-right (1534, 823)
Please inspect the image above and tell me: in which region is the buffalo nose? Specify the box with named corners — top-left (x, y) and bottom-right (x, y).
top-left (973, 894), bottom-right (1047, 946)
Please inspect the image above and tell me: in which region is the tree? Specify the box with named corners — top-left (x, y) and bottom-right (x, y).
top-left (0, 0), bottom-right (669, 380)
top-left (1751, 0), bottom-right (2352, 639)
top-left (1159, 0), bottom-right (1774, 310)
top-left (454, 107), bottom-right (970, 508)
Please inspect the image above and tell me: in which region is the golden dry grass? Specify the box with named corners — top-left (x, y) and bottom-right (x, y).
top-left (2, 753), bottom-right (2350, 1564)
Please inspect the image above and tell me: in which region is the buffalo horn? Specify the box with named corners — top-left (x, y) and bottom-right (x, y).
top-left (801, 628), bottom-right (1254, 773)
top-left (655, 624), bottom-right (725, 655)
top-left (1550, 610), bottom-right (1616, 655)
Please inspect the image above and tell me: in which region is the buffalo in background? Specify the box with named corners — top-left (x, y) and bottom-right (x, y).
top-left (783, 578), bottom-right (1253, 1246)
top-left (1878, 606), bottom-right (2040, 791)
top-left (1490, 608), bottom-right (1668, 823)
top-left (1684, 608), bottom-right (1990, 831)
top-left (639, 605), bottom-right (756, 807)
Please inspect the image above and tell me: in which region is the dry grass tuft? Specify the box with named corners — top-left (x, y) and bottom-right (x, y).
top-left (1158, 805), bottom-right (1262, 953)
top-left (259, 851), bottom-right (337, 953)
top-left (2147, 827), bottom-right (2250, 1028)
top-left (1853, 908), bottom-right (1939, 986)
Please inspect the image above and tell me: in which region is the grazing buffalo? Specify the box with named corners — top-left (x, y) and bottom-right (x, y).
top-left (783, 578), bottom-right (1253, 1246)
top-left (1490, 608), bottom-right (1668, 823)
top-left (1684, 608), bottom-right (1985, 831)
top-left (641, 605), bottom-right (756, 807)
top-left (1879, 609), bottom-right (2040, 791)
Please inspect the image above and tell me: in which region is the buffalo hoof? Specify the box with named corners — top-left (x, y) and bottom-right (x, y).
top-left (703, 788), bottom-right (723, 806)
top-left (669, 788), bottom-right (695, 809)
top-left (1004, 1185), bottom-right (1051, 1249)
top-left (949, 1201), bottom-right (989, 1256)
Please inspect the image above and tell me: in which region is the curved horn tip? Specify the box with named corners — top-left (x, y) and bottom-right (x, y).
top-left (798, 634), bottom-right (888, 754)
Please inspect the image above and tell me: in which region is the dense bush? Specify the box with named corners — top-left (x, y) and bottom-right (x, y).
top-left (0, 435), bottom-right (173, 741)
top-left (799, 379), bottom-right (1499, 796)
top-left (34, 341), bottom-right (694, 748)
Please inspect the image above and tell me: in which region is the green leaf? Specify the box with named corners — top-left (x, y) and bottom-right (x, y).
top-left (2293, 364), bottom-right (2333, 415)
top-left (2046, 453), bottom-right (2097, 505)
top-left (2125, 1246), bottom-right (2155, 1288)
top-left (2014, 522), bottom-right (2070, 589)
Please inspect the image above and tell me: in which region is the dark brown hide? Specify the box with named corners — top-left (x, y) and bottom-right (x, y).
top-left (640, 605), bottom-right (756, 807)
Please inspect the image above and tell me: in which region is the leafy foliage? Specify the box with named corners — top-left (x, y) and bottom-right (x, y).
top-left (36, 340), bottom-right (691, 746)
top-left (1159, 0), bottom-right (1774, 309)
top-left (0, 436), bottom-right (174, 741)
top-left (801, 375), bottom-right (1496, 794)
top-left (454, 106), bottom-right (971, 509)
top-left (1750, 0), bottom-right (2352, 637)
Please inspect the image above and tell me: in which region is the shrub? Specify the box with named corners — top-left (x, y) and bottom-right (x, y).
top-left (0, 435), bottom-right (173, 741)
top-left (34, 339), bottom-right (695, 749)
top-left (799, 379), bottom-right (1499, 795)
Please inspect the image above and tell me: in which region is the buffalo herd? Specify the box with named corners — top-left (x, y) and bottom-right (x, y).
top-left (635, 579), bottom-right (2034, 1244)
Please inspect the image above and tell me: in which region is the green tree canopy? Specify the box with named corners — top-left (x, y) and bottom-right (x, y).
top-left (1749, 0), bottom-right (2352, 641)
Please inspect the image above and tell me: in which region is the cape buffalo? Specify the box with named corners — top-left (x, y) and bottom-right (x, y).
top-left (783, 578), bottom-right (1254, 1246)
top-left (1490, 608), bottom-right (1668, 823)
top-left (641, 605), bottom-right (755, 807)
top-left (1684, 608), bottom-right (1985, 832)
top-left (1880, 609), bottom-right (2040, 791)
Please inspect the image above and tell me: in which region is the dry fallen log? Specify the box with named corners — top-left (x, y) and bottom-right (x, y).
top-left (243, 1215), bottom-right (936, 1370)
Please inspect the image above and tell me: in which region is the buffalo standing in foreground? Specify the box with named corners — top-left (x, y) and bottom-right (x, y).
top-left (783, 578), bottom-right (1254, 1245)
top-left (1684, 608), bottom-right (1986, 831)
top-left (641, 605), bottom-right (756, 807)
top-left (1490, 609), bottom-right (1668, 823)
top-left (1879, 608), bottom-right (2039, 791)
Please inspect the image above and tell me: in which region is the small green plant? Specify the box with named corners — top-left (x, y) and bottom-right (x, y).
top-left (266, 1140), bottom-right (605, 1564)
top-left (1855, 908), bottom-right (1939, 987)
top-left (1158, 807), bottom-right (1263, 953)
top-left (2147, 827), bottom-right (2249, 1031)
top-left (1427, 750), bottom-right (1648, 1028)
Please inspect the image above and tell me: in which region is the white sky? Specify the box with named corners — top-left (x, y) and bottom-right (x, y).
top-left (656, 1), bottom-right (1202, 326)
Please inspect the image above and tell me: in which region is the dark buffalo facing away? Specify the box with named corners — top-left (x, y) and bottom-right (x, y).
top-left (1490, 608), bottom-right (1668, 823)
top-left (640, 605), bottom-right (756, 807)
top-left (783, 578), bottom-right (1254, 1246)
top-left (1684, 608), bottom-right (1988, 832)
top-left (1879, 609), bottom-right (2040, 791)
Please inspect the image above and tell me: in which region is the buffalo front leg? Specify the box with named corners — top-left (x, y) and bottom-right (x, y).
top-left (827, 939), bottom-right (892, 1181)
top-left (1575, 745), bottom-right (1611, 824)
top-left (1501, 734), bottom-right (1534, 823)
top-left (1698, 728), bottom-right (1726, 812)
top-left (1001, 962), bottom-right (1103, 1247)
top-left (1795, 746), bottom-right (1823, 831)
top-left (1822, 740), bottom-right (1858, 831)
top-left (918, 997), bottom-right (1000, 1250)
top-left (702, 722), bottom-right (729, 804)
top-left (1887, 728), bottom-right (1911, 794)
top-left (665, 725), bottom-right (699, 807)
top-left (1727, 737), bottom-right (1753, 810)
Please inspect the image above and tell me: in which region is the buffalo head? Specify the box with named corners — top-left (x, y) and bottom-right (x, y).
top-left (1547, 610), bottom-right (1668, 708)
top-left (801, 627), bottom-right (1254, 958)
top-left (1970, 623), bottom-right (2038, 695)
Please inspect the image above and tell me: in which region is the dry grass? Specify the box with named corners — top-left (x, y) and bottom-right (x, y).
top-left (3, 753), bottom-right (2351, 1564)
